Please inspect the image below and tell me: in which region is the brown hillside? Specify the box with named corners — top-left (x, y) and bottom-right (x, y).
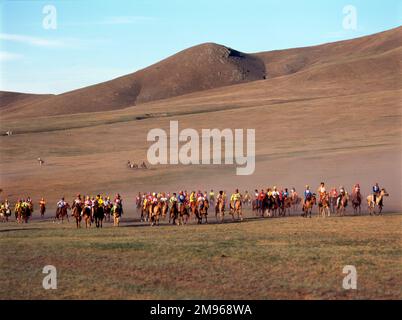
top-left (1, 26), bottom-right (401, 119)
top-left (1, 43), bottom-right (266, 117)
top-left (0, 91), bottom-right (54, 110)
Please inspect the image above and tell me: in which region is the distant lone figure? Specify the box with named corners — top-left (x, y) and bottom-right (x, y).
top-left (38, 157), bottom-right (44, 166)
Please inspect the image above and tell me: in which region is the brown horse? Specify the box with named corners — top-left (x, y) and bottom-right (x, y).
top-left (242, 193), bottom-right (252, 207)
top-left (39, 203), bottom-right (46, 218)
top-left (71, 204), bottom-right (82, 229)
top-left (104, 203), bottom-right (112, 222)
top-left (112, 203), bottom-right (123, 227)
top-left (291, 193), bottom-right (301, 213)
top-left (55, 203), bottom-right (70, 223)
top-left (230, 200), bottom-right (243, 221)
top-left (302, 195), bottom-right (316, 218)
top-left (149, 202), bottom-right (161, 226)
top-left (318, 192), bottom-right (330, 217)
top-left (197, 199), bottom-right (209, 224)
top-left (141, 200), bottom-right (150, 222)
top-left (82, 206), bottom-right (92, 228)
top-left (351, 192), bottom-right (362, 215)
top-left (189, 201), bottom-right (198, 222)
top-left (282, 197), bottom-right (292, 216)
top-left (178, 203), bottom-right (189, 225)
top-left (93, 204), bottom-right (104, 228)
top-left (337, 193), bottom-right (349, 216)
top-left (161, 201), bottom-right (169, 220)
top-left (329, 195), bottom-right (338, 215)
top-left (169, 201), bottom-right (180, 225)
top-left (215, 197), bottom-right (225, 223)
top-left (367, 189), bottom-right (389, 215)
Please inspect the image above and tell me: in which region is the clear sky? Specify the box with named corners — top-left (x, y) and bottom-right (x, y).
top-left (0, 0), bottom-right (401, 94)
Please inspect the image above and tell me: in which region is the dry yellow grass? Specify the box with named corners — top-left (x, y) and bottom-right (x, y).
top-left (0, 213), bottom-right (401, 299)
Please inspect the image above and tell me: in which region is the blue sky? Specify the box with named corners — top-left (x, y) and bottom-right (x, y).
top-left (0, 0), bottom-right (401, 94)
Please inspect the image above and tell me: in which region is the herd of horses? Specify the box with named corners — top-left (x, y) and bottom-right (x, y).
top-left (250, 188), bottom-right (389, 218)
top-left (135, 188), bottom-right (390, 226)
top-left (0, 188), bottom-right (390, 226)
top-left (55, 200), bottom-right (123, 228)
top-left (137, 196), bottom-right (243, 226)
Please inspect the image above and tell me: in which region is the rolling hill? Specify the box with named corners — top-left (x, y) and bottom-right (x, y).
top-left (1, 26), bottom-right (401, 119)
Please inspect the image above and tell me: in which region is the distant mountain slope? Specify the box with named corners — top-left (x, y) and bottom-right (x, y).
top-left (0, 91), bottom-right (54, 110)
top-left (1, 43), bottom-right (266, 117)
top-left (1, 26), bottom-right (401, 118)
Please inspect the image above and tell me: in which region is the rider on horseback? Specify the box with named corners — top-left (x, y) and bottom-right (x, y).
top-left (209, 190), bottom-right (215, 204)
top-left (73, 194), bottom-right (82, 207)
top-left (39, 197), bottom-right (46, 207)
top-left (303, 185), bottom-right (312, 204)
top-left (337, 186), bottom-right (346, 209)
top-left (372, 183), bottom-right (380, 205)
top-left (57, 197), bottom-right (66, 209)
top-left (190, 191), bottom-right (197, 204)
top-left (178, 191), bottom-right (185, 210)
top-left (353, 184), bottom-right (360, 194)
top-left (97, 195), bottom-right (103, 207)
top-left (170, 193), bottom-right (178, 204)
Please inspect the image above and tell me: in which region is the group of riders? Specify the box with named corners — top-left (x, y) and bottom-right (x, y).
top-left (0, 182), bottom-right (388, 225)
top-left (135, 189), bottom-right (243, 226)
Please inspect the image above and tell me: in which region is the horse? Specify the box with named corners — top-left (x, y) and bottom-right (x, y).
top-left (229, 199), bottom-right (243, 221)
top-left (104, 202), bottom-right (112, 222)
top-left (71, 204), bottom-right (82, 229)
top-left (127, 161), bottom-right (138, 169)
top-left (329, 194), bottom-right (338, 215)
top-left (197, 199), bottom-right (209, 224)
top-left (367, 189), bottom-right (389, 215)
top-left (141, 200), bottom-right (150, 222)
top-left (135, 196), bottom-right (142, 214)
top-left (0, 204), bottom-right (11, 222)
top-left (262, 194), bottom-right (275, 218)
top-left (149, 202), bottom-right (161, 226)
top-left (189, 201), bottom-right (198, 222)
top-left (242, 193), bottom-right (252, 207)
top-left (302, 194), bottom-right (316, 218)
top-left (179, 202), bottom-right (189, 225)
top-left (252, 199), bottom-right (260, 214)
top-left (161, 201), bottom-right (169, 220)
top-left (351, 192), bottom-right (362, 215)
top-left (112, 203), bottom-right (123, 227)
top-left (282, 197), bottom-right (292, 217)
top-left (55, 203), bottom-right (70, 223)
top-left (82, 206), bottom-right (92, 228)
top-left (318, 193), bottom-right (330, 217)
top-left (93, 204), bottom-right (105, 228)
top-left (215, 197), bottom-right (225, 223)
top-left (290, 194), bottom-right (301, 213)
top-left (169, 201), bottom-right (180, 225)
top-left (337, 193), bottom-right (349, 216)
top-left (39, 203), bottom-right (46, 218)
